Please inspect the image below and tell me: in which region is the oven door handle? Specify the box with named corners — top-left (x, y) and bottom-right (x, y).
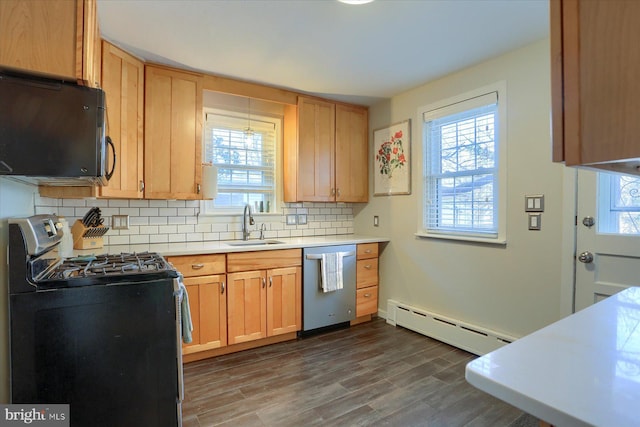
top-left (174, 278), bottom-right (185, 402)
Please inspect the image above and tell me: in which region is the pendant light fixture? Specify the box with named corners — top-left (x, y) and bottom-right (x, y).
top-left (244, 97), bottom-right (254, 145)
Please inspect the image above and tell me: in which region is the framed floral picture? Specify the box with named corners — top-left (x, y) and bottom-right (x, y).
top-left (373, 119), bottom-right (411, 196)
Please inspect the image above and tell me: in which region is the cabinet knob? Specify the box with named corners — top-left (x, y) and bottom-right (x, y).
top-left (269, 276), bottom-right (273, 287)
top-left (191, 263), bottom-right (204, 270)
top-left (364, 293), bottom-right (371, 298)
top-left (262, 277), bottom-right (266, 288)
top-left (331, 188), bottom-right (336, 196)
top-left (364, 264), bottom-right (372, 270)
top-left (337, 188), bottom-right (341, 197)
top-left (221, 282), bottom-right (225, 294)
top-left (365, 249), bottom-right (372, 254)
top-left (197, 183), bottom-right (201, 194)
top-left (139, 180), bottom-right (145, 192)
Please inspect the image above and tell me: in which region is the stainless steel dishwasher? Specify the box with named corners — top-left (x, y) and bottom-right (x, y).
top-left (302, 245), bottom-right (356, 332)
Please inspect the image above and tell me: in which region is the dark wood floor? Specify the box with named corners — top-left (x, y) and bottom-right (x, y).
top-left (182, 319), bottom-right (538, 427)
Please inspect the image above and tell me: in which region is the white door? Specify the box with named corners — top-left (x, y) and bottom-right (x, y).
top-left (575, 170), bottom-right (640, 311)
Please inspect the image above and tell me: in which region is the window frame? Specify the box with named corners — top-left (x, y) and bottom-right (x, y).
top-left (200, 108), bottom-right (283, 216)
top-left (597, 172), bottom-right (640, 235)
top-left (417, 82), bottom-right (508, 244)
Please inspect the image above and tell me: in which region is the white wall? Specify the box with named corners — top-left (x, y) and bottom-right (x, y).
top-left (0, 178), bottom-right (37, 403)
top-left (354, 39), bottom-right (572, 338)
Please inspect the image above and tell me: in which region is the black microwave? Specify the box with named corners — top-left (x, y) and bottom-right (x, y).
top-left (0, 67), bottom-right (114, 186)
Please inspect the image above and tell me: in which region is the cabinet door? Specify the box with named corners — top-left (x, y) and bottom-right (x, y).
top-left (182, 275), bottom-right (227, 354)
top-left (552, 0), bottom-right (640, 172)
top-left (100, 41), bottom-right (144, 198)
top-left (335, 104), bottom-right (368, 202)
top-left (144, 65), bottom-right (203, 199)
top-left (297, 97), bottom-right (335, 201)
top-left (0, 0), bottom-right (78, 78)
top-left (227, 270), bottom-right (267, 344)
top-left (0, 0), bottom-right (99, 85)
top-left (267, 266), bottom-right (301, 336)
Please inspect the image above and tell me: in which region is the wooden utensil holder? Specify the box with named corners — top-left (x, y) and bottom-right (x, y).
top-left (71, 220), bottom-right (108, 250)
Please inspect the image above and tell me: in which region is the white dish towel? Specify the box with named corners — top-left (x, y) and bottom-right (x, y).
top-left (320, 252), bottom-right (345, 293)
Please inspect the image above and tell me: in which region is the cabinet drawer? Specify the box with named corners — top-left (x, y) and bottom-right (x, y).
top-left (167, 254), bottom-right (226, 277)
top-left (227, 249), bottom-right (302, 273)
top-left (357, 243), bottom-right (378, 259)
top-left (356, 258), bottom-right (378, 289)
top-left (356, 286), bottom-right (378, 317)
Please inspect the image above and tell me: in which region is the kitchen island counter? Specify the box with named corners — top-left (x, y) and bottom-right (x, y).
top-left (465, 286), bottom-right (640, 427)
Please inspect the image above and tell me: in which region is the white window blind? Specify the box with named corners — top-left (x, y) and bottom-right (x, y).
top-left (203, 112), bottom-right (276, 211)
top-left (423, 91), bottom-right (502, 239)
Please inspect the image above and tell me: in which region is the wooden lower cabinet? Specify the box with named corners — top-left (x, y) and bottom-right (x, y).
top-left (227, 266), bottom-right (302, 345)
top-left (267, 267), bottom-right (302, 336)
top-left (167, 254), bottom-right (227, 357)
top-left (355, 243), bottom-right (379, 319)
top-left (182, 274), bottom-right (227, 353)
top-left (227, 270), bottom-right (267, 344)
top-left (170, 250), bottom-right (303, 362)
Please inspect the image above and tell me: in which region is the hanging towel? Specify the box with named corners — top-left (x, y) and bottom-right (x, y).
top-left (320, 252), bottom-right (344, 293)
top-left (174, 275), bottom-right (193, 344)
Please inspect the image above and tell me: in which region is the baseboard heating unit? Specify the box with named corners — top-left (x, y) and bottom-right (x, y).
top-left (386, 299), bottom-right (517, 356)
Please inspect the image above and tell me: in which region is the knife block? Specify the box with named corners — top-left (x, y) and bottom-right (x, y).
top-left (71, 220), bottom-right (107, 250)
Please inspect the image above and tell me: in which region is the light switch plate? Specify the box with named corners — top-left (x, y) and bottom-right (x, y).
top-left (525, 195), bottom-right (544, 212)
top-left (297, 214), bottom-right (307, 225)
top-left (286, 214), bottom-right (297, 225)
top-left (528, 213), bottom-right (541, 230)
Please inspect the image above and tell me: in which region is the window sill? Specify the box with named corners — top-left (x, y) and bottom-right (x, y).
top-left (415, 232), bottom-right (506, 246)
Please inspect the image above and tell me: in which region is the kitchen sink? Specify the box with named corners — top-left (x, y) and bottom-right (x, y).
top-left (225, 240), bottom-right (284, 247)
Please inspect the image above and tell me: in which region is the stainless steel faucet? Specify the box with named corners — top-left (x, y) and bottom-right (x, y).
top-left (242, 204), bottom-right (255, 240)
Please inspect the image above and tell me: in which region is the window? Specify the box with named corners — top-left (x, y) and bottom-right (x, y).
top-left (598, 172), bottom-right (640, 234)
top-left (202, 110), bottom-right (279, 213)
top-left (419, 83), bottom-right (507, 243)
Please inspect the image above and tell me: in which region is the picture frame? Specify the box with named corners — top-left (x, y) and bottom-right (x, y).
top-left (373, 119), bottom-right (411, 196)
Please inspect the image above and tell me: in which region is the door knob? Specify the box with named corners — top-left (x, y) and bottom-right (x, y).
top-left (582, 216), bottom-right (595, 228)
top-left (578, 251), bottom-right (594, 264)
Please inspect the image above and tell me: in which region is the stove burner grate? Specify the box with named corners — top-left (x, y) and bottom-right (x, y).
top-left (46, 252), bottom-right (171, 280)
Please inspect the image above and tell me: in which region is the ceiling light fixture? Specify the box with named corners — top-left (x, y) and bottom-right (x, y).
top-left (338, 0), bottom-right (375, 4)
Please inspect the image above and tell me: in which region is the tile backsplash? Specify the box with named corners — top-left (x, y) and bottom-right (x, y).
top-left (35, 196), bottom-right (354, 246)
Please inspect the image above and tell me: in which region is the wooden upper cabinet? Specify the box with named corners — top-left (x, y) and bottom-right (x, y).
top-left (284, 96), bottom-right (369, 202)
top-left (552, 0), bottom-right (640, 175)
top-left (335, 104), bottom-right (368, 202)
top-left (296, 97), bottom-right (336, 201)
top-left (0, 0), bottom-right (100, 86)
top-left (100, 41), bottom-right (144, 198)
top-left (144, 65), bottom-right (204, 199)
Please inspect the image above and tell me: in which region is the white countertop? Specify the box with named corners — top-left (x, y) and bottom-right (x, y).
top-left (74, 234), bottom-right (389, 257)
top-left (465, 286), bottom-right (640, 427)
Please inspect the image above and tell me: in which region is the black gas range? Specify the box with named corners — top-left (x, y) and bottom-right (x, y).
top-left (8, 214), bottom-right (185, 427)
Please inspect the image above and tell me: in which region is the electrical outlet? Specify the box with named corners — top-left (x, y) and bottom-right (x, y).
top-left (112, 215), bottom-right (129, 230)
top-left (286, 214), bottom-right (297, 226)
top-left (297, 214), bottom-right (307, 225)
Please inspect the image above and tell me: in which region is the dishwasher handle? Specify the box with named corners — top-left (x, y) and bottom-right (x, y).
top-left (305, 251), bottom-right (355, 260)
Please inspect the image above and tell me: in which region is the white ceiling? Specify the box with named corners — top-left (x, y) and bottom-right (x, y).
top-left (97, 0), bottom-right (549, 106)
